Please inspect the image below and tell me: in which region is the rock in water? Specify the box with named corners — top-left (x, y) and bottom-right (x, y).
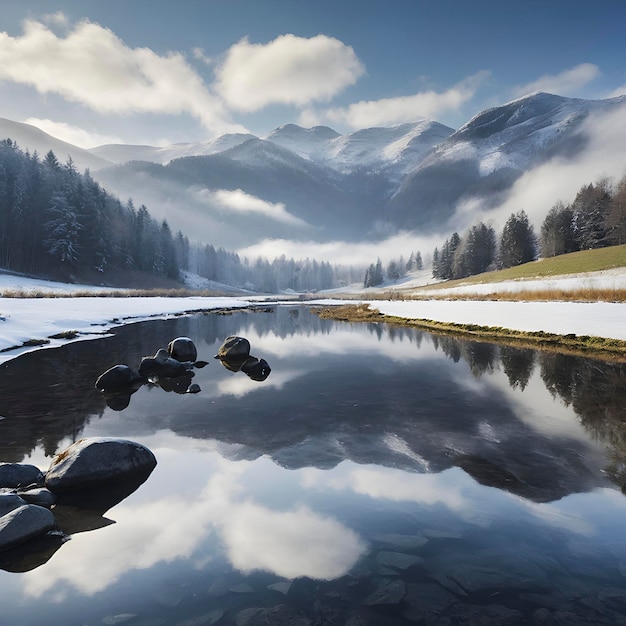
top-left (0, 463), bottom-right (44, 489)
top-left (95, 365), bottom-right (142, 392)
top-left (167, 337), bottom-right (197, 362)
top-left (139, 349), bottom-right (190, 379)
top-left (0, 505), bottom-right (56, 551)
top-left (0, 494), bottom-right (28, 517)
top-left (214, 336), bottom-right (250, 361)
top-left (45, 438), bottom-right (157, 493)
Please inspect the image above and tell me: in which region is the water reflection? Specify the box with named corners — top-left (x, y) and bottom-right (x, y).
top-left (2, 307), bottom-right (626, 623)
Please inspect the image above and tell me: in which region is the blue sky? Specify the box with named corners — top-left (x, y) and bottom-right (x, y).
top-left (0, 0), bottom-right (625, 147)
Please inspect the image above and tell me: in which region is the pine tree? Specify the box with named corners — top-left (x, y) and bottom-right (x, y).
top-left (499, 210), bottom-right (537, 268)
top-left (540, 201), bottom-right (576, 257)
top-left (44, 191), bottom-right (82, 267)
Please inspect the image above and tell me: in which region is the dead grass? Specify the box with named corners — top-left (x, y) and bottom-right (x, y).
top-left (0, 287), bottom-right (235, 298)
top-left (364, 287), bottom-right (626, 303)
top-left (313, 303), bottom-right (626, 362)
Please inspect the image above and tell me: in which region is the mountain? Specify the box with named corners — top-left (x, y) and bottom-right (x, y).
top-left (385, 92), bottom-right (626, 229)
top-left (90, 132), bottom-right (257, 164)
top-left (92, 119), bottom-right (454, 246)
top-left (1, 93), bottom-right (624, 251)
top-left (265, 120), bottom-right (453, 181)
top-left (0, 117), bottom-right (110, 172)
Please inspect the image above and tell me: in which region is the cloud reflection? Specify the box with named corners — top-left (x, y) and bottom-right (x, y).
top-left (221, 501), bottom-right (365, 579)
top-left (19, 434), bottom-right (366, 598)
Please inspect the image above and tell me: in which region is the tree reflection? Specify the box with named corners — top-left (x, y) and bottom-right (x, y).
top-left (500, 346), bottom-right (535, 390)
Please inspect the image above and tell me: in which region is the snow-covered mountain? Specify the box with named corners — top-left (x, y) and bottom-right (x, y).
top-left (1, 92), bottom-right (625, 249)
top-left (386, 92), bottom-right (626, 229)
top-left (90, 132), bottom-right (256, 164)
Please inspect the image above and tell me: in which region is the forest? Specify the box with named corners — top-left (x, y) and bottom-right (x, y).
top-left (0, 139), bottom-right (359, 292)
top-left (430, 173), bottom-right (626, 282)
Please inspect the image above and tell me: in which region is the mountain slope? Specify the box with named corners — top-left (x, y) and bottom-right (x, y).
top-left (385, 92), bottom-right (626, 230)
top-left (0, 117), bottom-right (110, 172)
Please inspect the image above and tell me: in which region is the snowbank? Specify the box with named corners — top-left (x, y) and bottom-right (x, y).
top-left (1, 270), bottom-right (626, 365)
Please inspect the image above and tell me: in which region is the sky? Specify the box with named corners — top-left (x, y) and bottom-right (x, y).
top-left (0, 0), bottom-right (625, 148)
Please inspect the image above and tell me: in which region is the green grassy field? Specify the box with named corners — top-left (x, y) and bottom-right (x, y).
top-left (418, 244), bottom-right (626, 291)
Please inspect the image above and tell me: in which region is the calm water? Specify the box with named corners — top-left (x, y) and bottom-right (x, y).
top-left (2, 306), bottom-right (626, 625)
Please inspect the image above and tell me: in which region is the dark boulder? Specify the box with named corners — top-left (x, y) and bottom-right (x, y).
top-left (0, 463), bottom-right (44, 489)
top-left (95, 364), bottom-right (142, 392)
top-left (139, 349), bottom-right (191, 379)
top-left (241, 357), bottom-right (271, 382)
top-left (167, 336), bottom-right (197, 362)
top-left (45, 437), bottom-right (157, 493)
top-left (0, 494), bottom-right (28, 517)
top-left (0, 504), bottom-right (56, 552)
top-left (17, 487), bottom-right (57, 508)
top-left (214, 336), bottom-right (250, 362)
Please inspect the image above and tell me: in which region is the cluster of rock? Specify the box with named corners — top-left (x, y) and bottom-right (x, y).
top-left (0, 438), bottom-right (156, 567)
top-left (95, 336), bottom-right (208, 409)
top-left (95, 335), bottom-right (271, 410)
top-left (213, 336), bottom-right (271, 382)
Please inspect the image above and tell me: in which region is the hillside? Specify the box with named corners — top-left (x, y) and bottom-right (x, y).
top-left (343, 246), bottom-right (626, 300)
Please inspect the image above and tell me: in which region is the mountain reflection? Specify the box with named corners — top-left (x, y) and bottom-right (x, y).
top-left (0, 306), bottom-right (626, 503)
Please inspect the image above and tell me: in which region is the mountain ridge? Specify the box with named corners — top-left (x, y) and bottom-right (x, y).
top-left (1, 92), bottom-right (624, 250)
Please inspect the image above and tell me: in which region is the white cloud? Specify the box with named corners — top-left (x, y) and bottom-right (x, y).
top-left (305, 71), bottom-right (490, 129)
top-left (215, 34), bottom-right (365, 112)
top-left (512, 63), bottom-right (600, 98)
top-left (238, 230), bottom-right (443, 266)
top-left (192, 46), bottom-right (212, 65)
top-left (23, 117), bottom-right (122, 148)
top-left (197, 188), bottom-right (310, 226)
top-left (0, 17), bottom-right (245, 136)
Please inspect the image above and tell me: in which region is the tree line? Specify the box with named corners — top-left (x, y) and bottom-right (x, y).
top-left (364, 251), bottom-right (423, 287)
top-left (432, 171), bottom-right (626, 281)
top-left (0, 138), bottom-right (360, 292)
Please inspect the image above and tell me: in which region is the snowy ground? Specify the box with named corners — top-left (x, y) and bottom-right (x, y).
top-left (1, 269), bottom-right (626, 365)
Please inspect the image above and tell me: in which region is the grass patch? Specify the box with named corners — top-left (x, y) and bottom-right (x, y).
top-left (49, 330), bottom-right (80, 339)
top-left (313, 303), bottom-right (626, 362)
top-left (21, 338), bottom-right (50, 347)
top-left (415, 245), bottom-right (626, 292)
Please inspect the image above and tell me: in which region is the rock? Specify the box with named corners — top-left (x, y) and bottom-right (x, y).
top-left (45, 438), bottom-right (157, 493)
top-left (95, 364), bottom-right (142, 392)
top-left (17, 487), bottom-right (57, 508)
top-left (0, 493), bottom-right (28, 517)
top-left (0, 504), bottom-right (56, 551)
top-left (0, 463), bottom-right (44, 489)
top-left (241, 357), bottom-right (271, 381)
top-left (139, 349), bottom-right (190, 379)
top-left (214, 336), bottom-right (250, 361)
top-left (167, 336), bottom-right (197, 362)
top-left (186, 383), bottom-right (201, 394)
